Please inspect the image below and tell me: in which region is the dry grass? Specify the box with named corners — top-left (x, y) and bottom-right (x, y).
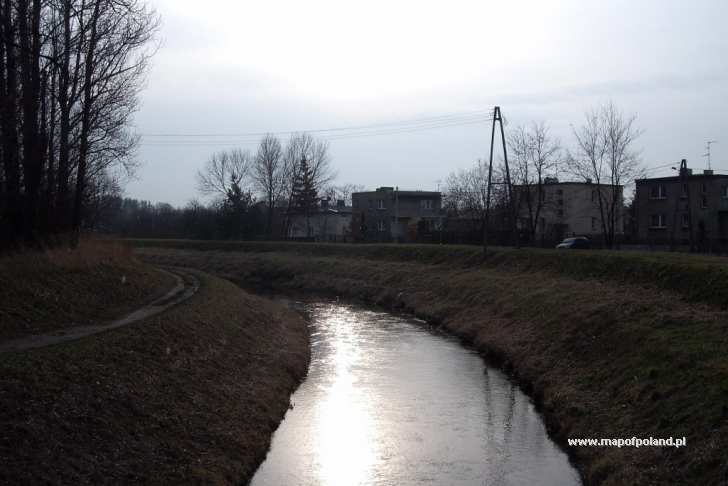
top-left (126, 239), bottom-right (728, 309)
top-left (136, 245), bottom-right (728, 486)
top-left (0, 270), bottom-right (310, 485)
top-left (0, 239), bottom-right (175, 340)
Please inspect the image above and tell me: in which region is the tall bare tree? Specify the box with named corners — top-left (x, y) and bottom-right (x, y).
top-left (508, 121), bottom-right (560, 243)
top-left (568, 101), bottom-right (642, 248)
top-left (0, 0), bottom-right (159, 247)
top-left (281, 132), bottom-right (335, 235)
top-left (197, 149), bottom-right (252, 200)
top-left (253, 133), bottom-right (283, 237)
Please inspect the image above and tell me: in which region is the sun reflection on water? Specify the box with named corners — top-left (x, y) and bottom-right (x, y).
top-left (249, 303), bottom-right (581, 486)
top-left (315, 310), bottom-right (377, 486)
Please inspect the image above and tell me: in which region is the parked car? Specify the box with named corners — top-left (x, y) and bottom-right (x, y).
top-left (556, 237), bottom-right (590, 249)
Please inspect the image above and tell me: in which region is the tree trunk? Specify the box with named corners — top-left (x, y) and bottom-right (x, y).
top-left (56, 0), bottom-right (73, 233)
top-left (18, 0), bottom-right (44, 243)
top-left (1, 0), bottom-right (21, 241)
top-left (72, 0), bottom-right (102, 243)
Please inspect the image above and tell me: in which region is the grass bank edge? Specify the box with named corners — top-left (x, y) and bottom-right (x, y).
top-left (0, 269), bottom-right (311, 485)
top-left (125, 238), bottom-right (728, 310)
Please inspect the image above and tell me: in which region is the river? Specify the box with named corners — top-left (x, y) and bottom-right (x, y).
top-left (250, 302), bottom-right (581, 486)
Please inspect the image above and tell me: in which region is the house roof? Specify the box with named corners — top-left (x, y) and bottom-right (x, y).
top-left (513, 181), bottom-right (623, 188)
top-left (636, 173), bottom-right (728, 183)
top-left (353, 189), bottom-right (440, 197)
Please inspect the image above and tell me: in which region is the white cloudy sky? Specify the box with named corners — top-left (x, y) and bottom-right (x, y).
top-left (127, 0), bottom-right (728, 206)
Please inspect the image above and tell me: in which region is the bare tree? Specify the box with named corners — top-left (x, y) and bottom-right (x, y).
top-left (323, 183), bottom-right (364, 206)
top-left (0, 0), bottom-right (160, 246)
top-left (568, 101), bottom-right (642, 248)
top-left (197, 149), bottom-right (252, 199)
top-left (444, 159), bottom-right (491, 233)
top-left (281, 132), bottom-right (335, 235)
top-left (253, 133), bottom-right (283, 237)
top-left (508, 121), bottom-right (560, 243)
top-left (72, 0), bottom-right (160, 241)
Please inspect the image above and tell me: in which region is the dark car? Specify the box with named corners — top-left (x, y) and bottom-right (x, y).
top-left (555, 236), bottom-right (590, 249)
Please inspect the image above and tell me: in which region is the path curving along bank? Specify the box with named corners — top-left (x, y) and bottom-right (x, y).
top-left (0, 269), bottom-right (310, 484)
top-left (0, 267), bottom-right (199, 354)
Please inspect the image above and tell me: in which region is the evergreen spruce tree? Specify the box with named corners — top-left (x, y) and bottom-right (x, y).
top-left (291, 157), bottom-right (318, 237)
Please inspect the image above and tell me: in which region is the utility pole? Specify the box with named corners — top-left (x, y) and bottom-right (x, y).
top-left (483, 106), bottom-right (517, 257)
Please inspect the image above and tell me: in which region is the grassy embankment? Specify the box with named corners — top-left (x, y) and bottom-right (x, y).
top-left (0, 244), bottom-right (310, 484)
top-left (133, 240), bottom-right (728, 486)
top-left (0, 240), bottom-right (176, 341)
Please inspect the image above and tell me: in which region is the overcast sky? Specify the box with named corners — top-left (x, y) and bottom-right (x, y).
top-left (127, 0), bottom-right (728, 206)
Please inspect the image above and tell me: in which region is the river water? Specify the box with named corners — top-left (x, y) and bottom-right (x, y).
top-left (250, 303), bottom-right (581, 486)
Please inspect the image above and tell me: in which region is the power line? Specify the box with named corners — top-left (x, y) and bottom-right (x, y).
top-left (140, 112), bottom-right (493, 146)
top-left (140, 109), bottom-right (493, 138)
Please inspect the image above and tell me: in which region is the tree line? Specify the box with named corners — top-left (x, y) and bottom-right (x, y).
top-left (97, 132), bottom-right (364, 240)
top-left (443, 101), bottom-right (642, 248)
top-left (0, 0), bottom-right (160, 248)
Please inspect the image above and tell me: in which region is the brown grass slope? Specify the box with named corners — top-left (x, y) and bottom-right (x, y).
top-left (0, 240), bottom-right (175, 341)
top-left (137, 246), bottom-right (728, 486)
top-left (127, 239), bottom-right (728, 310)
top-left (0, 270), bottom-right (310, 485)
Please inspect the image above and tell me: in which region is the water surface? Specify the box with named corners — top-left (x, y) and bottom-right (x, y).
top-left (251, 303), bottom-right (581, 486)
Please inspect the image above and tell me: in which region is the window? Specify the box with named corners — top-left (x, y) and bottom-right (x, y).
top-left (377, 199), bottom-right (385, 210)
top-left (557, 198), bottom-right (564, 206)
top-left (368, 200), bottom-right (373, 209)
top-left (682, 213), bottom-right (690, 228)
top-left (591, 190), bottom-right (596, 202)
top-left (557, 209), bottom-right (564, 217)
top-left (681, 183), bottom-right (688, 199)
top-left (650, 214), bottom-right (667, 228)
top-left (556, 189), bottom-right (563, 196)
top-left (420, 199), bottom-right (433, 209)
top-left (353, 199), bottom-right (359, 208)
top-left (702, 183), bottom-right (707, 194)
top-left (650, 184), bottom-right (667, 199)
top-left (722, 185), bottom-right (728, 199)
top-left (591, 217), bottom-right (597, 231)
top-left (701, 195), bottom-right (708, 208)
top-left (377, 220), bottom-right (386, 231)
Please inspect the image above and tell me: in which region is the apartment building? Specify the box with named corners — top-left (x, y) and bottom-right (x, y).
top-left (635, 168), bottom-right (728, 249)
top-left (513, 179), bottom-right (624, 244)
top-left (351, 187), bottom-right (442, 242)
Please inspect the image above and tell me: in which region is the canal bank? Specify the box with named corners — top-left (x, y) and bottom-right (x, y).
top-left (136, 243), bottom-right (728, 486)
top-left (0, 270), bottom-right (310, 485)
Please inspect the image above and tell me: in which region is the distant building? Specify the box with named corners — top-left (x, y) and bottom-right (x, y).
top-left (351, 187), bottom-right (442, 242)
top-left (635, 168), bottom-right (728, 249)
top-left (513, 179), bottom-right (624, 244)
top-left (287, 199), bottom-right (352, 242)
